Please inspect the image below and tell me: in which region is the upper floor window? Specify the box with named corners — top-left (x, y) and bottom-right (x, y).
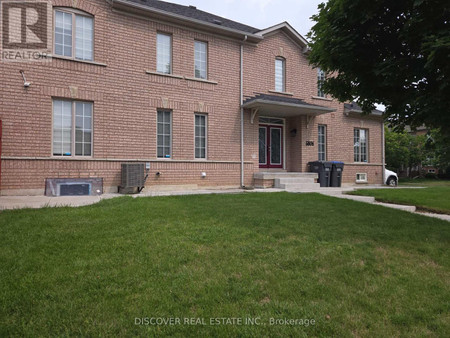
top-left (157, 33), bottom-right (172, 74)
top-left (54, 9), bottom-right (93, 61)
top-left (194, 41), bottom-right (208, 79)
top-left (275, 58), bottom-right (286, 92)
top-left (318, 125), bottom-right (327, 161)
top-left (53, 100), bottom-right (93, 157)
top-left (354, 128), bottom-right (368, 163)
top-left (317, 68), bottom-right (326, 97)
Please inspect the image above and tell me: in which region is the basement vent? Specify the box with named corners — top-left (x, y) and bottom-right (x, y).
top-left (45, 178), bottom-right (103, 197)
top-left (59, 183), bottom-right (91, 196)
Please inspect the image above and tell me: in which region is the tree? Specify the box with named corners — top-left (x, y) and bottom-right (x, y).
top-left (385, 127), bottom-right (427, 177)
top-left (308, 0), bottom-right (450, 135)
top-left (426, 129), bottom-right (450, 174)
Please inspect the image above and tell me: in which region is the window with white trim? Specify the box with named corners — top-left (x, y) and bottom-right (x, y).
top-left (275, 58), bottom-right (286, 92)
top-left (356, 173), bottom-right (368, 183)
top-left (194, 41), bottom-right (207, 79)
top-left (53, 100), bottom-right (92, 157)
top-left (195, 114), bottom-right (207, 159)
top-left (318, 125), bottom-right (327, 161)
top-left (157, 110), bottom-right (171, 158)
top-left (157, 33), bottom-right (172, 74)
top-left (54, 9), bottom-right (93, 61)
top-left (317, 68), bottom-right (325, 97)
top-left (354, 128), bottom-right (368, 162)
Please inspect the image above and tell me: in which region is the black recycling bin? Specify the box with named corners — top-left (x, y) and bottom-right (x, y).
top-left (308, 161), bottom-right (332, 187)
top-left (330, 161), bottom-right (345, 187)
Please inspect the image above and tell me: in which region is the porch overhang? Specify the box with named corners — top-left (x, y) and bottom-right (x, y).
top-left (242, 94), bottom-right (335, 118)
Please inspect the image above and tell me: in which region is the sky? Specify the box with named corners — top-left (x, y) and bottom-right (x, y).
top-left (165, 0), bottom-right (325, 37)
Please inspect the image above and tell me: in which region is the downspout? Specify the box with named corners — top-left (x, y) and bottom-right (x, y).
top-left (240, 35), bottom-right (247, 188)
top-left (382, 121), bottom-right (386, 184)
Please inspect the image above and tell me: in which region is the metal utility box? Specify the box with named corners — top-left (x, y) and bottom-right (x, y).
top-left (120, 163), bottom-right (146, 194)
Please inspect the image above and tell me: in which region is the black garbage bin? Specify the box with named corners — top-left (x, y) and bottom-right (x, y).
top-left (330, 161), bottom-right (345, 187)
top-left (308, 161), bottom-right (332, 187)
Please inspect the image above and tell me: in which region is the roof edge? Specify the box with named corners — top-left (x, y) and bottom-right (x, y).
top-left (257, 22), bottom-right (309, 51)
top-left (110, 0), bottom-right (263, 43)
top-left (243, 99), bottom-right (336, 113)
top-left (344, 102), bottom-right (384, 116)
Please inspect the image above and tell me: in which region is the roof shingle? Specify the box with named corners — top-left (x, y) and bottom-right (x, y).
top-left (126, 0), bottom-right (260, 34)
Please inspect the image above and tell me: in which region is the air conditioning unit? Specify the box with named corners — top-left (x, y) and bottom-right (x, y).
top-left (120, 163), bottom-right (147, 194)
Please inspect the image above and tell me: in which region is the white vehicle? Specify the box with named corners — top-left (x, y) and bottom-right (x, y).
top-left (385, 169), bottom-right (398, 186)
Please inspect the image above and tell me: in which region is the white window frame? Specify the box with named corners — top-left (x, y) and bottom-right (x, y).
top-left (194, 114), bottom-right (207, 159)
top-left (275, 57), bottom-right (286, 92)
top-left (53, 8), bottom-right (94, 61)
top-left (356, 173), bottom-right (368, 183)
top-left (157, 32), bottom-right (172, 74)
top-left (157, 110), bottom-right (172, 159)
top-left (52, 99), bottom-right (93, 157)
top-left (194, 40), bottom-right (208, 80)
top-left (318, 125), bottom-right (327, 161)
top-left (354, 128), bottom-right (369, 163)
top-left (317, 68), bottom-right (326, 97)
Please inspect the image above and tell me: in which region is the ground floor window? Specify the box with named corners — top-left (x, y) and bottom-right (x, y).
top-left (53, 100), bottom-right (92, 157)
top-left (354, 128), bottom-right (368, 162)
top-left (318, 125), bottom-right (327, 161)
top-left (356, 173), bottom-right (368, 183)
top-left (195, 114), bottom-right (207, 159)
top-left (157, 110), bottom-right (172, 158)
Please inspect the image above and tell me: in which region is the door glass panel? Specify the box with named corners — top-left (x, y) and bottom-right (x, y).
top-left (270, 128), bottom-right (282, 165)
top-left (259, 127), bottom-right (266, 165)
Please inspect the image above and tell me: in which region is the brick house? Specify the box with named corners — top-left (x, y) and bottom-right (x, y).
top-left (0, 0), bottom-right (384, 196)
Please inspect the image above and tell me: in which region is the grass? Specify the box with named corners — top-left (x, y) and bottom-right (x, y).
top-left (349, 187), bottom-right (450, 214)
top-left (1, 193), bottom-right (449, 337)
top-left (399, 178), bottom-right (450, 187)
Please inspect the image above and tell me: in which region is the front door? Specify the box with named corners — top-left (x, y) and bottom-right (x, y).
top-left (259, 125), bottom-right (283, 168)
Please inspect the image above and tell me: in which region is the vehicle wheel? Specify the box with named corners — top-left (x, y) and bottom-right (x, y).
top-left (387, 177), bottom-right (397, 187)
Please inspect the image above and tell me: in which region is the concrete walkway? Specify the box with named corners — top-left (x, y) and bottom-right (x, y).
top-left (0, 189), bottom-right (244, 210)
top-left (307, 187), bottom-right (450, 222)
top-left (1, 186), bottom-right (449, 222)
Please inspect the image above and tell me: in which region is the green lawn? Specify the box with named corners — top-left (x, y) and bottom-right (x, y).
top-left (1, 193), bottom-right (449, 337)
top-left (399, 178), bottom-right (450, 187)
top-left (349, 187), bottom-right (450, 214)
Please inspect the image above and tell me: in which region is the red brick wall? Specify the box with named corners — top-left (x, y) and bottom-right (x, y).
top-left (0, 0), bottom-right (383, 195)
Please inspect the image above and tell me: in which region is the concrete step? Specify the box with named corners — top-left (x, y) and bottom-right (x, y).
top-left (275, 177), bottom-right (317, 185)
top-left (374, 202), bottom-right (416, 212)
top-left (254, 172), bottom-right (318, 180)
top-left (280, 183), bottom-right (321, 190)
top-left (317, 187), bottom-right (356, 194)
top-left (329, 194), bottom-right (376, 203)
